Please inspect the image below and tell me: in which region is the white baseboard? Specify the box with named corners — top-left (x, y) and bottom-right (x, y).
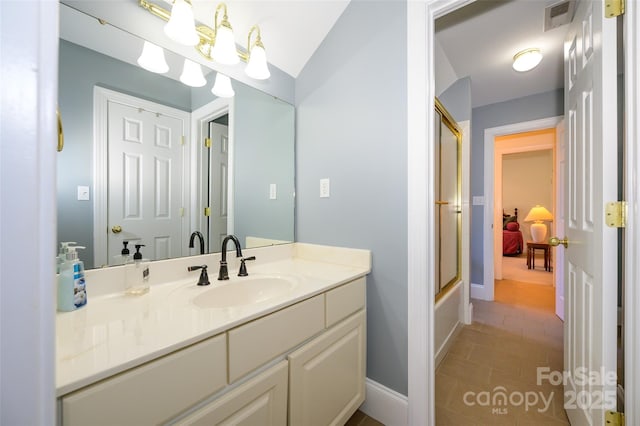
top-left (360, 378), bottom-right (408, 426)
top-left (435, 322), bottom-right (462, 368)
top-left (470, 282), bottom-right (491, 300)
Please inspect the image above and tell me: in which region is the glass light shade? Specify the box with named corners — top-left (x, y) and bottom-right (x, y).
top-left (211, 24), bottom-right (239, 65)
top-left (524, 205), bottom-right (554, 222)
top-left (245, 45), bottom-right (270, 80)
top-left (137, 41), bottom-right (169, 74)
top-left (164, 0), bottom-right (199, 46)
top-left (179, 59), bottom-right (207, 87)
top-left (211, 73), bottom-right (235, 98)
top-left (512, 48), bottom-right (543, 72)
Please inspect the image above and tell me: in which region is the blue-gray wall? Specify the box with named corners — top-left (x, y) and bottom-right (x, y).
top-left (58, 40), bottom-right (192, 267)
top-left (470, 89), bottom-right (563, 285)
top-left (234, 83), bottom-right (295, 245)
top-left (439, 77), bottom-right (472, 123)
top-left (295, 0), bottom-right (408, 395)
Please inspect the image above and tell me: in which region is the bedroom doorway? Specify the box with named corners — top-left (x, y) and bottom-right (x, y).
top-left (493, 127), bottom-right (557, 311)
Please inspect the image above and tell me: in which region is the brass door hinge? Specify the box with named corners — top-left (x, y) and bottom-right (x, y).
top-left (606, 410), bottom-right (624, 425)
top-left (605, 0), bottom-right (625, 18)
top-left (179, 207), bottom-right (185, 217)
top-left (204, 207), bottom-right (211, 217)
top-left (205, 137), bottom-right (212, 148)
top-left (180, 135), bottom-right (185, 145)
top-left (605, 201), bottom-right (627, 228)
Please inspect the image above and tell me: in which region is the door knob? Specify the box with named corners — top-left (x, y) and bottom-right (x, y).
top-left (111, 225), bottom-right (122, 234)
top-left (549, 236), bottom-right (568, 248)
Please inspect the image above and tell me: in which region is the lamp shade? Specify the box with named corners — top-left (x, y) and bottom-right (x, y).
top-left (164, 0), bottom-right (199, 46)
top-left (179, 59), bottom-right (206, 87)
top-left (524, 205), bottom-right (554, 222)
top-left (513, 48), bottom-right (543, 72)
top-left (211, 23), bottom-right (239, 65)
top-left (211, 73), bottom-right (235, 98)
top-left (137, 41), bottom-right (169, 74)
top-left (245, 44), bottom-right (270, 80)
top-left (524, 205), bottom-right (553, 243)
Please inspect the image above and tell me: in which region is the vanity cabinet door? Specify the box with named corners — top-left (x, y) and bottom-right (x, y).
top-left (61, 334), bottom-right (227, 426)
top-left (175, 361), bottom-right (288, 426)
top-left (288, 310), bottom-right (366, 426)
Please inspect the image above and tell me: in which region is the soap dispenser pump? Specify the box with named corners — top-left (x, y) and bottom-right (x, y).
top-left (113, 240), bottom-right (132, 265)
top-left (126, 244), bottom-right (150, 295)
top-left (58, 245), bottom-right (87, 311)
top-left (56, 241), bottom-right (76, 274)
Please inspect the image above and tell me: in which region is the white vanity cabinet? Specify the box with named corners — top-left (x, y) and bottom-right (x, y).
top-left (60, 334), bottom-right (227, 426)
top-left (58, 277), bottom-right (366, 426)
top-left (289, 277), bottom-right (366, 426)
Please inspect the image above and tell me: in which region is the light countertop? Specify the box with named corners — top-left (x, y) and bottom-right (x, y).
top-left (56, 243), bottom-right (371, 396)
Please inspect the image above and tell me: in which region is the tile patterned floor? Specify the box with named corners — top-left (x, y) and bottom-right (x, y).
top-left (345, 410), bottom-right (384, 426)
top-left (436, 280), bottom-right (569, 425)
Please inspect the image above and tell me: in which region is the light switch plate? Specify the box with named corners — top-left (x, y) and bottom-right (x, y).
top-left (320, 178), bottom-right (330, 198)
top-left (77, 186), bottom-right (90, 201)
top-left (472, 196), bottom-right (484, 206)
top-left (269, 183), bottom-right (277, 200)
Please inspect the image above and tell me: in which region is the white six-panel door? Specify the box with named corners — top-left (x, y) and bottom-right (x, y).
top-left (563, 0), bottom-right (618, 424)
top-left (107, 101), bottom-right (185, 263)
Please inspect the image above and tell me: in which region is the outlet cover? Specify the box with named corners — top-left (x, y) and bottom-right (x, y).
top-left (77, 186), bottom-right (90, 201)
top-left (320, 178), bottom-right (330, 198)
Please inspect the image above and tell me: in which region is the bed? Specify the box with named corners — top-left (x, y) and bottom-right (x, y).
top-left (503, 208), bottom-right (523, 256)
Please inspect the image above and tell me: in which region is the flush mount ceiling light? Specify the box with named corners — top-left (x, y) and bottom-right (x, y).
top-left (512, 48), bottom-right (543, 72)
top-left (139, 0), bottom-right (271, 87)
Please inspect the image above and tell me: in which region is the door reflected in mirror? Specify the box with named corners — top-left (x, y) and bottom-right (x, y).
top-left (57, 4), bottom-right (294, 269)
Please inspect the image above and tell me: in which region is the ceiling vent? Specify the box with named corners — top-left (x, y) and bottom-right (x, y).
top-left (544, 0), bottom-right (576, 32)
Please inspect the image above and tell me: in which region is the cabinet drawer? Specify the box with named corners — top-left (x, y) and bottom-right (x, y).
top-left (289, 310), bottom-right (366, 426)
top-left (175, 361), bottom-right (288, 425)
top-left (325, 277), bottom-right (366, 327)
top-left (61, 334), bottom-right (227, 426)
top-left (228, 295), bottom-right (324, 383)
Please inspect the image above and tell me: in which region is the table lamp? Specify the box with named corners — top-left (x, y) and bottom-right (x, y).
top-left (524, 205), bottom-right (554, 243)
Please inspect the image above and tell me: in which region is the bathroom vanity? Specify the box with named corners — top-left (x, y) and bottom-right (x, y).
top-left (56, 243), bottom-right (370, 425)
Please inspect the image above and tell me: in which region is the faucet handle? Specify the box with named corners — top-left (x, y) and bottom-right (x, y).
top-left (238, 256), bottom-right (256, 277)
top-left (188, 265), bottom-right (210, 286)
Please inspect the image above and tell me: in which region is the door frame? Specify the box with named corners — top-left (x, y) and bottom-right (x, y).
top-left (477, 116), bottom-right (561, 301)
top-left (190, 97), bottom-right (235, 246)
top-left (93, 87), bottom-right (191, 267)
top-left (407, 1), bottom-right (640, 425)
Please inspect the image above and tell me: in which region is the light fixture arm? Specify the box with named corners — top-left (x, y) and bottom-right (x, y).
top-left (246, 25), bottom-right (263, 56)
top-left (138, 0), bottom-right (264, 68)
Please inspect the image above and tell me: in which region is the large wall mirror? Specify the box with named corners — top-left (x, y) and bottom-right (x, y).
top-left (434, 98), bottom-right (462, 300)
top-left (57, 3), bottom-right (295, 269)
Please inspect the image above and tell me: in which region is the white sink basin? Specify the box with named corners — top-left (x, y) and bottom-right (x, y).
top-left (192, 276), bottom-right (297, 309)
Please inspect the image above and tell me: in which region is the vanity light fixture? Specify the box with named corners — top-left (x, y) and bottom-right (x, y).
top-left (163, 0), bottom-right (199, 46)
top-left (180, 59), bottom-right (207, 87)
top-left (244, 26), bottom-right (270, 80)
top-left (512, 48), bottom-right (543, 72)
top-left (137, 41), bottom-right (169, 74)
top-left (211, 73), bottom-right (235, 98)
top-left (139, 0), bottom-right (270, 80)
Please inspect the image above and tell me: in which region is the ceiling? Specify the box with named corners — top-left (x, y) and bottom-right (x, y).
top-left (435, 0), bottom-right (570, 108)
top-left (61, 0), bottom-right (570, 107)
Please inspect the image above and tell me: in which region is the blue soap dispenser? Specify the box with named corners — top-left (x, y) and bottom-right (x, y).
top-left (58, 245), bottom-right (88, 311)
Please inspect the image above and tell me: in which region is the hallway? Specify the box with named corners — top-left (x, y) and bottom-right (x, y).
top-left (435, 281), bottom-right (568, 425)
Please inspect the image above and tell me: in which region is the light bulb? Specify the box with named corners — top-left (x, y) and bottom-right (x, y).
top-left (179, 59), bottom-right (206, 87)
top-left (137, 41), bottom-right (169, 74)
top-left (164, 0), bottom-right (199, 46)
top-left (211, 73), bottom-right (235, 98)
top-left (245, 44), bottom-right (270, 80)
top-left (211, 24), bottom-right (239, 65)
